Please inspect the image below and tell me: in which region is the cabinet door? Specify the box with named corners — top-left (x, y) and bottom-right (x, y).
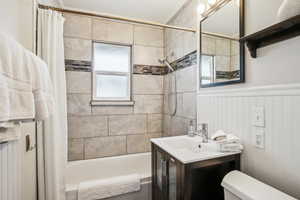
top-left (168, 157), bottom-right (177, 200)
top-left (154, 148), bottom-right (168, 200)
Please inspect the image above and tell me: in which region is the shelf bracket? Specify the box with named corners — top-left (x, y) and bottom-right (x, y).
top-left (246, 42), bottom-right (257, 58)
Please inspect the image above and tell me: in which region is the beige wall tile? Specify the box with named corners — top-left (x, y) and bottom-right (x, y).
top-left (182, 92), bottom-right (196, 119)
top-left (107, 21), bottom-right (134, 44)
top-left (215, 56), bottom-right (231, 71)
top-left (134, 95), bottom-right (163, 114)
top-left (202, 36), bottom-right (216, 55)
top-left (147, 114), bottom-right (163, 133)
top-left (109, 115), bottom-right (147, 135)
top-left (216, 38), bottom-right (231, 56)
top-left (134, 45), bottom-right (164, 66)
top-left (68, 115), bottom-right (108, 139)
top-left (92, 18), bottom-right (108, 41)
top-left (92, 106), bottom-right (133, 115)
top-left (146, 133), bottom-right (162, 151)
top-left (68, 139), bottom-right (84, 161)
top-left (170, 116), bottom-right (189, 136)
top-left (67, 94), bottom-right (91, 115)
top-left (66, 71), bottom-right (91, 94)
top-left (85, 136), bottom-right (126, 159)
top-left (133, 75), bottom-right (163, 95)
top-left (64, 14), bottom-right (92, 39)
top-left (127, 134), bottom-right (147, 154)
top-left (93, 19), bottom-right (134, 44)
top-left (64, 38), bottom-right (92, 61)
top-left (176, 66), bottom-right (197, 93)
top-left (163, 115), bottom-right (171, 137)
top-left (134, 25), bottom-right (164, 47)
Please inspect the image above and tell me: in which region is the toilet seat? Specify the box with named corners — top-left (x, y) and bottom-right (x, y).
top-left (222, 171), bottom-right (297, 200)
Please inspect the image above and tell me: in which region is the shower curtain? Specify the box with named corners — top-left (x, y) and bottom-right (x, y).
top-left (37, 9), bottom-right (67, 200)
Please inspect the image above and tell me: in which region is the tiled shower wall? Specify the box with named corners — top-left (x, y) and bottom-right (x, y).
top-left (64, 13), bottom-right (165, 161)
top-left (163, 0), bottom-right (198, 137)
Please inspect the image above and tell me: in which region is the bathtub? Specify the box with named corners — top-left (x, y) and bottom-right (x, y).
top-left (66, 152), bottom-right (152, 200)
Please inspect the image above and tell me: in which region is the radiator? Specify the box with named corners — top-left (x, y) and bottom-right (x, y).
top-left (0, 141), bottom-right (22, 200)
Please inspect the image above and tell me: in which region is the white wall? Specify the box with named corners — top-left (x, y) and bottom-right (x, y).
top-left (0, 0), bottom-right (36, 51)
top-left (197, 0), bottom-right (300, 198)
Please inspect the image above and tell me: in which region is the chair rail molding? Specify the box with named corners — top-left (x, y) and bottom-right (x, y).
top-left (197, 83), bottom-right (300, 97)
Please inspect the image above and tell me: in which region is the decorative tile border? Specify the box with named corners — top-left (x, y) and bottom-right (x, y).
top-left (169, 50), bottom-right (197, 72)
top-left (216, 70), bottom-right (240, 79)
top-left (65, 59), bottom-right (92, 72)
top-left (133, 65), bottom-right (168, 75)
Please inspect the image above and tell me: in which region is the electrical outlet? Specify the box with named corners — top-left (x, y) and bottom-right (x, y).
top-left (254, 128), bottom-right (265, 149)
top-left (252, 106), bottom-right (265, 127)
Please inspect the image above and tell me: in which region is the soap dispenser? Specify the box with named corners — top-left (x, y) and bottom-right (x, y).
top-left (188, 120), bottom-right (196, 137)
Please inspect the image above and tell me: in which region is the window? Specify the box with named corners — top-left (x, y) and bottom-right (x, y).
top-left (201, 55), bottom-right (215, 84)
top-left (92, 42), bottom-right (132, 103)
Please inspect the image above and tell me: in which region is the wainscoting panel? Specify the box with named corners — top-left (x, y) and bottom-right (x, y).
top-left (0, 141), bottom-right (21, 200)
top-left (197, 84), bottom-right (300, 199)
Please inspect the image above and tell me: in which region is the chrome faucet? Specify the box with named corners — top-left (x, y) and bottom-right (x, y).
top-left (198, 123), bottom-right (209, 143)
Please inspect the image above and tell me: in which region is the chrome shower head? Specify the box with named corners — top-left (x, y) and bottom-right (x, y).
top-left (158, 58), bottom-right (175, 72)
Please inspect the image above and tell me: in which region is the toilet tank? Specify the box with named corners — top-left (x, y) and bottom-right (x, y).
top-left (221, 171), bottom-right (297, 200)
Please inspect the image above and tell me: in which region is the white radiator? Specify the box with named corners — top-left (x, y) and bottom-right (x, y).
top-left (0, 140), bottom-right (22, 200)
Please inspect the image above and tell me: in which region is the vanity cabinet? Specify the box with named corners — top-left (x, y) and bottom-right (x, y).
top-left (151, 143), bottom-right (241, 200)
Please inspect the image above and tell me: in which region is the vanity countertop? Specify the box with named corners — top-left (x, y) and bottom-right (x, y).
top-left (151, 135), bottom-right (241, 164)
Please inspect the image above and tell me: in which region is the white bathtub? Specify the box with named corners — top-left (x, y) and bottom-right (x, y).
top-left (66, 152), bottom-right (152, 200)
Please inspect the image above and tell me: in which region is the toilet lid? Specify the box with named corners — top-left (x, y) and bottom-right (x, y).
top-left (221, 171), bottom-right (297, 200)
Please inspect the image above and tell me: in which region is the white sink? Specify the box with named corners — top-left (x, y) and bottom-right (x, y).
top-left (151, 136), bottom-right (241, 164)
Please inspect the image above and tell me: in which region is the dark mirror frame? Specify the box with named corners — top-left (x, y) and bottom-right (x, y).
top-left (199, 0), bottom-right (245, 88)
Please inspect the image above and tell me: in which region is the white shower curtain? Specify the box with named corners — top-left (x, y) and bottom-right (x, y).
top-left (37, 9), bottom-right (67, 200)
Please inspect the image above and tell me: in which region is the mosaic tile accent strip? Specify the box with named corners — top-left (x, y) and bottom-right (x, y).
top-left (216, 70), bottom-right (240, 79)
top-left (170, 50), bottom-right (197, 72)
top-left (133, 65), bottom-right (168, 75)
top-left (65, 59), bottom-right (92, 72)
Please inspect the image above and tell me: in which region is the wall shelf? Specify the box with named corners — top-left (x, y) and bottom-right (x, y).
top-left (240, 15), bottom-right (300, 58)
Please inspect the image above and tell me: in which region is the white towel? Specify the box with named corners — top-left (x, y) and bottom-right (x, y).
top-left (220, 143), bottom-right (244, 152)
top-left (0, 32), bottom-right (54, 123)
top-left (211, 131), bottom-right (241, 144)
top-left (78, 174), bottom-right (141, 200)
top-left (0, 122), bottom-right (21, 143)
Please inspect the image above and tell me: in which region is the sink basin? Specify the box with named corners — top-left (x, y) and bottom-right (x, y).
top-left (151, 136), bottom-right (241, 164)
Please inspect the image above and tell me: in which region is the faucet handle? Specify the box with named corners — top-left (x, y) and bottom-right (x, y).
top-left (199, 123), bottom-right (208, 131)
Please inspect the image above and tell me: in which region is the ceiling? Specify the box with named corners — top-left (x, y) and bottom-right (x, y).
top-left (57, 0), bottom-right (189, 24)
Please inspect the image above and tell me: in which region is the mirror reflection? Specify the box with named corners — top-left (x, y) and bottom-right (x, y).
top-left (200, 0), bottom-right (244, 87)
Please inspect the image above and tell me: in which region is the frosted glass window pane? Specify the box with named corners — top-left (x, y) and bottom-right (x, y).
top-left (201, 55), bottom-right (214, 77)
top-left (96, 74), bottom-right (128, 98)
top-left (94, 43), bottom-right (130, 72)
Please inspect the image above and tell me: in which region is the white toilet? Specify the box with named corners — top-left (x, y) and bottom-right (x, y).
top-left (222, 171), bottom-right (297, 200)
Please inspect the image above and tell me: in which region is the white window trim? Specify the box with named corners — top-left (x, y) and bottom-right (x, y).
top-left (91, 41), bottom-right (133, 104)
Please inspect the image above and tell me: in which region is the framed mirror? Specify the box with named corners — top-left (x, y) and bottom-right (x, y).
top-left (199, 0), bottom-right (245, 88)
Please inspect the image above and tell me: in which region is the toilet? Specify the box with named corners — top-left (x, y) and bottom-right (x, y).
top-left (222, 171), bottom-right (297, 200)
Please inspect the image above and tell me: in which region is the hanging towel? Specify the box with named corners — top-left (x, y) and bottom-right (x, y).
top-left (78, 174), bottom-right (141, 200)
top-left (0, 122), bottom-right (21, 143)
top-left (0, 32), bottom-right (54, 123)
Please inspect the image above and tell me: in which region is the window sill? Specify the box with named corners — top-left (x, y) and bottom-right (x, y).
top-left (90, 100), bottom-right (135, 106)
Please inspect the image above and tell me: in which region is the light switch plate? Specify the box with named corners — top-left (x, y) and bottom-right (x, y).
top-left (254, 128), bottom-right (265, 149)
top-left (252, 106), bottom-right (265, 127)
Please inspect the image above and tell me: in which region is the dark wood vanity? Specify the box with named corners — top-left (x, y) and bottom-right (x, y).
top-left (151, 143), bottom-right (241, 200)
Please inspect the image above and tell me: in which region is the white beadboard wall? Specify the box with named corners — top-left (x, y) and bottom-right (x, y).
top-left (0, 140), bottom-right (22, 200)
top-left (197, 84), bottom-right (300, 199)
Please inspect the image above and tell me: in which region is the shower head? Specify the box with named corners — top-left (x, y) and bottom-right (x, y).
top-left (158, 58), bottom-right (175, 72)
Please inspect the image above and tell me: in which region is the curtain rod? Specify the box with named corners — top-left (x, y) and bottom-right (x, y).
top-left (202, 31), bottom-right (239, 41)
top-left (38, 4), bottom-right (197, 33)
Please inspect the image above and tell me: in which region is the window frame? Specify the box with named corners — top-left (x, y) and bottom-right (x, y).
top-left (92, 41), bottom-right (133, 103)
top-left (201, 54), bottom-right (216, 84)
